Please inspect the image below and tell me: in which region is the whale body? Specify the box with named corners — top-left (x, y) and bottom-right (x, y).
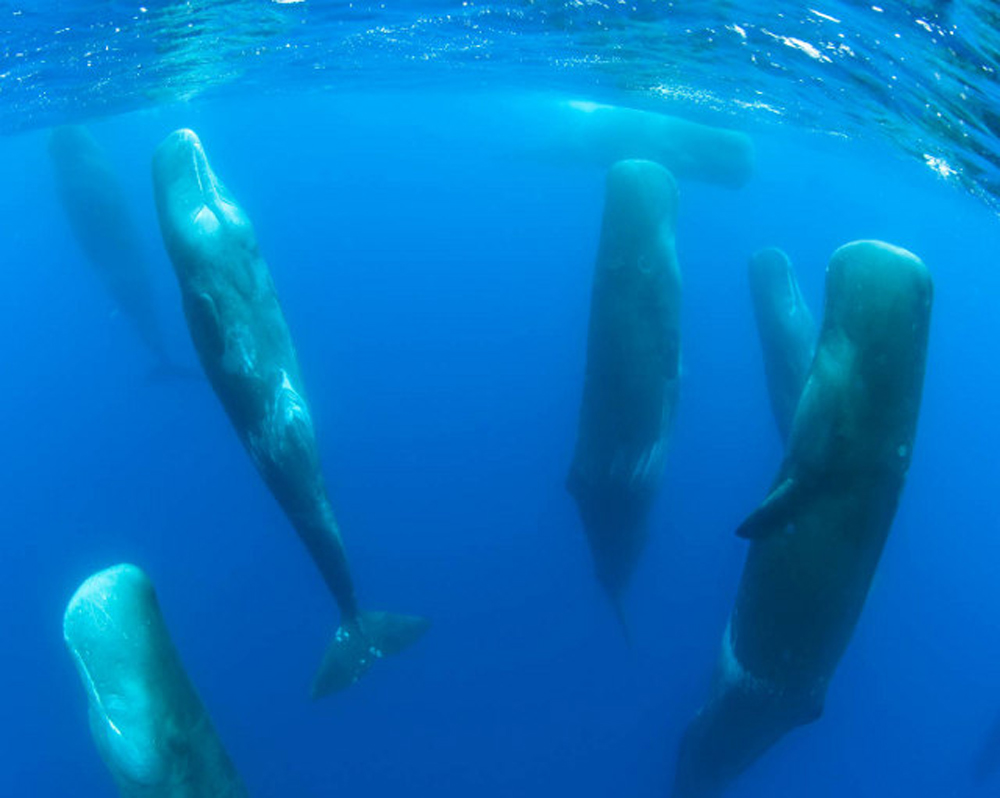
top-left (674, 241), bottom-right (932, 797)
top-left (49, 125), bottom-right (183, 375)
top-left (747, 247), bottom-right (816, 443)
top-left (152, 128), bottom-right (428, 696)
top-left (567, 159), bottom-right (682, 629)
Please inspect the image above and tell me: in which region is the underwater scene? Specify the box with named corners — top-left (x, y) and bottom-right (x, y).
top-left (4, 2), bottom-right (1000, 797)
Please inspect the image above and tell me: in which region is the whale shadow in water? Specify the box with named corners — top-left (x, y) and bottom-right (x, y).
top-left (48, 125), bottom-right (194, 380)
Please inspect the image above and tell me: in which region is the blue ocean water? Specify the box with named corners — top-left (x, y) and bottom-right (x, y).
top-left (3, 4), bottom-right (1000, 798)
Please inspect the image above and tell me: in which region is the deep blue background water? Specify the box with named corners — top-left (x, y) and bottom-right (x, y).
top-left (2, 91), bottom-right (1000, 797)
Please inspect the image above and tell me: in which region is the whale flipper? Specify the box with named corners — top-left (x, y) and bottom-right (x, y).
top-left (311, 611), bottom-right (431, 698)
top-left (188, 291), bottom-right (226, 361)
top-left (736, 477), bottom-right (800, 540)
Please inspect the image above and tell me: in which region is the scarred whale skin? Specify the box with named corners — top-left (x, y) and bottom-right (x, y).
top-left (748, 247), bottom-right (816, 444)
top-left (673, 241), bottom-right (932, 797)
top-left (567, 159), bottom-right (681, 628)
top-left (63, 564), bottom-right (247, 798)
top-left (152, 129), bottom-right (428, 697)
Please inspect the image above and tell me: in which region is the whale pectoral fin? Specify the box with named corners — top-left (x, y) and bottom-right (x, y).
top-left (187, 292), bottom-right (225, 361)
top-left (310, 611), bottom-right (431, 699)
top-left (736, 477), bottom-right (799, 540)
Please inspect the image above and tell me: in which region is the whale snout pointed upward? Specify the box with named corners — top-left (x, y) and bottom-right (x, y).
top-left (747, 247), bottom-right (816, 444)
top-left (153, 128), bottom-right (252, 269)
top-left (63, 565), bottom-right (170, 789)
top-left (748, 247), bottom-right (797, 307)
top-left (826, 240), bottom-right (932, 347)
top-left (153, 128), bottom-right (430, 698)
top-left (311, 611), bottom-right (432, 698)
top-left (63, 564), bottom-right (247, 797)
top-left (602, 158), bottom-right (679, 242)
top-left (568, 158), bottom-right (681, 631)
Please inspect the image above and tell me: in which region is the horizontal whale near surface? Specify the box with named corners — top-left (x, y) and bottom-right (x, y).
top-left (503, 96), bottom-right (755, 188)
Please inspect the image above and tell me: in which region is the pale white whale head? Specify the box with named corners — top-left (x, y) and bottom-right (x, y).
top-left (64, 564), bottom-right (181, 790)
top-left (63, 564), bottom-right (247, 797)
top-left (152, 128), bottom-right (256, 279)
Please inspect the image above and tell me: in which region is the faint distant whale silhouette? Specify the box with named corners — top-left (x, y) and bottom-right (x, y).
top-left (567, 159), bottom-right (682, 634)
top-left (748, 247), bottom-right (816, 443)
top-left (539, 99), bottom-right (755, 188)
top-left (152, 128), bottom-right (429, 697)
top-left (48, 125), bottom-right (191, 379)
top-left (974, 711), bottom-right (1000, 782)
top-left (63, 564), bottom-right (247, 798)
top-left (673, 241), bottom-right (933, 797)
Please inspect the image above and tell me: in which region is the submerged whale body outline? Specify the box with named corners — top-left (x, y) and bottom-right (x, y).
top-left (567, 158), bottom-right (682, 633)
top-left (673, 240), bottom-right (933, 798)
top-left (48, 124), bottom-right (191, 378)
top-left (152, 128), bottom-right (429, 698)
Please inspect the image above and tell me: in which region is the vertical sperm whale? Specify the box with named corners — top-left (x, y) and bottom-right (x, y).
top-left (747, 247), bottom-right (816, 443)
top-left (567, 159), bottom-right (682, 631)
top-left (49, 125), bottom-right (183, 376)
top-left (152, 128), bottom-right (429, 697)
top-left (673, 241), bottom-right (932, 797)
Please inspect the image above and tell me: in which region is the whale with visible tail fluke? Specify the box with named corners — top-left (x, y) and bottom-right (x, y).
top-left (152, 128), bottom-right (429, 696)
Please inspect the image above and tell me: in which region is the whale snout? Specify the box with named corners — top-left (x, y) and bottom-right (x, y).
top-left (826, 240), bottom-right (932, 345)
top-left (749, 247), bottom-right (793, 292)
top-left (154, 129), bottom-right (220, 218)
top-left (603, 159), bottom-right (679, 241)
top-left (153, 128), bottom-right (250, 263)
top-left (63, 565), bottom-right (173, 788)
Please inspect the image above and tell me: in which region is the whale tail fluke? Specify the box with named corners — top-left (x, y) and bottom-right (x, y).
top-left (311, 611), bottom-right (431, 699)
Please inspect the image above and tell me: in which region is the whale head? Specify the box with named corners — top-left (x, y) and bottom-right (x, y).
top-left (63, 565), bottom-right (192, 792)
top-left (824, 240), bottom-right (932, 365)
top-left (602, 158), bottom-right (678, 247)
top-left (152, 128), bottom-right (257, 283)
top-left (748, 247), bottom-right (803, 316)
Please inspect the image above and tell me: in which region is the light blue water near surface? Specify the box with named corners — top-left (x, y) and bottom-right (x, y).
top-left (3, 5), bottom-right (1000, 798)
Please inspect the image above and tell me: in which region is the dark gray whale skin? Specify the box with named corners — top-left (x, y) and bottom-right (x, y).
top-left (49, 125), bottom-right (180, 374)
top-left (673, 241), bottom-right (932, 798)
top-left (748, 247), bottom-right (816, 444)
top-left (152, 129), bottom-right (428, 697)
top-left (567, 159), bottom-right (681, 626)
